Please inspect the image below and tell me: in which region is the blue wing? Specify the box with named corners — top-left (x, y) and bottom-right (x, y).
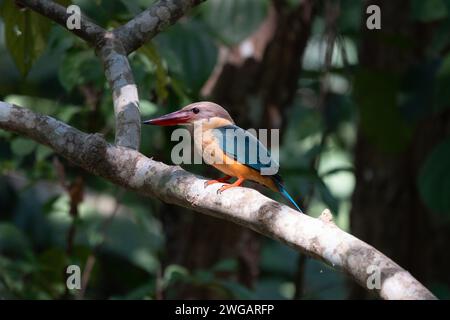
top-left (212, 125), bottom-right (279, 175)
top-left (213, 125), bottom-right (304, 213)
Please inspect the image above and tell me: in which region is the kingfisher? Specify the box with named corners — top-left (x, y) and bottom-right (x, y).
top-left (143, 101), bottom-right (303, 213)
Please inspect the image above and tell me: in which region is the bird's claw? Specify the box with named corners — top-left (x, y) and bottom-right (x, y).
top-left (205, 176), bottom-right (232, 189)
top-left (216, 178), bottom-right (244, 194)
top-left (204, 180), bottom-right (218, 188)
top-left (217, 185), bottom-right (231, 194)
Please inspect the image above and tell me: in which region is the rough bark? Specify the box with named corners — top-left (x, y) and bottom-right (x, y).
top-left (17, 0), bottom-right (105, 45)
top-left (97, 34), bottom-right (141, 149)
top-left (114, 0), bottom-right (207, 54)
top-left (0, 101), bottom-right (436, 300)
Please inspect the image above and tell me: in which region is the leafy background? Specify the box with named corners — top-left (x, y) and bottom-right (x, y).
top-left (0, 0), bottom-right (449, 299)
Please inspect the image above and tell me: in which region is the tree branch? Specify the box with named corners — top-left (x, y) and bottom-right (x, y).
top-left (19, 0), bottom-right (142, 149)
top-left (114, 0), bottom-right (207, 54)
top-left (17, 0), bottom-right (105, 45)
top-left (19, 0), bottom-right (207, 150)
top-left (0, 101), bottom-right (437, 300)
top-left (97, 34), bottom-right (141, 149)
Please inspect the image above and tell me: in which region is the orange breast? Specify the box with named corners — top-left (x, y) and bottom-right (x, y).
top-left (212, 152), bottom-right (278, 192)
top-left (198, 128), bottom-right (278, 192)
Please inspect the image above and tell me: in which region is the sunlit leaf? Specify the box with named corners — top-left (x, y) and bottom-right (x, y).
top-left (140, 99), bottom-right (158, 117)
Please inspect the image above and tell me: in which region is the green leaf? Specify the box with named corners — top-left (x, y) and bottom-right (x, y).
top-left (4, 95), bottom-right (81, 123)
top-left (163, 264), bottom-right (189, 287)
top-left (119, 0), bottom-right (146, 16)
top-left (34, 248), bottom-right (69, 297)
top-left (0, 129), bottom-right (12, 139)
top-left (411, 0), bottom-right (448, 22)
top-left (438, 54), bottom-right (450, 79)
top-left (0, 223), bottom-right (31, 256)
top-left (155, 21), bottom-right (218, 94)
top-left (212, 258), bottom-right (238, 273)
top-left (112, 281), bottom-right (155, 300)
top-left (90, 214), bottom-right (162, 274)
top-left (140, 99), bottom-right (158, 117)
top-left (338, 0), bottom-right (363, 34)
top-left (418, 136), bottom-right (450, 215)
top-left (5, 95), bottom-right (57, 115)
top-left (36, 144), bottom-right (54, 162)
top-left (140, 43), bottom-right (169, 102)
top-left (11, 138), bottom-right (37, 157)
top-left (216, 279), bottom-right (254, 299)
top-left (202, 0), bottom-right (269, 46)
top-left (0, 1), bottom-right (52, 76)
top-left (435, 54), bottom-right (450, 113)
top-left (41, 195), bottom-right (61, 216)
top-left (57, 105), bottom-right (80, 122)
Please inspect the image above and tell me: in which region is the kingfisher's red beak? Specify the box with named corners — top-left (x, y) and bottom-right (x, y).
top-left (142, 109), bottom-right (192, 126)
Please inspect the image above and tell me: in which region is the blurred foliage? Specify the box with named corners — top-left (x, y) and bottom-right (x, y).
top-left (411, 0), bottom-right (448, 22)
top-left (0, 0), bottom-right (51, 76)
top-left (354, 69), bottom-right (413, 152)
top-left (419, 137), bottom-right (450, 215)
top-left (0, 0), bottom-right (449, 300)
top-left (201, 0), bottom-right (269, 45)
top-left (154, 20), bottom-right (218, 95)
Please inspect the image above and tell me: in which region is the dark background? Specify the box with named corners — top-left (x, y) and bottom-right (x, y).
top-left (0, 0), bottom-right (449, 299)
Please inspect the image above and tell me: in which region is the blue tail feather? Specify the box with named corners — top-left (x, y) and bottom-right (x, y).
top-left (272, 176), bottom-right (304, 213)
top-left (279, 187), bottom-right (304, 213)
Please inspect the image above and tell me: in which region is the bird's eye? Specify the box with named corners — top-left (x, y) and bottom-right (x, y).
top-left (192, 107), bottom-right (200, 114)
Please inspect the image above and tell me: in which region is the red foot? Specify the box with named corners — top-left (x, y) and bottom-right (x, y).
top-left (204, 175), bottom-right (232, 188)
top-left (217, 178), bottom-right (245, 194)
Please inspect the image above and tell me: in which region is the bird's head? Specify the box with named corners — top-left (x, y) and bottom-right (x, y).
top-left (142, 101), bottom-right (234, 127)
